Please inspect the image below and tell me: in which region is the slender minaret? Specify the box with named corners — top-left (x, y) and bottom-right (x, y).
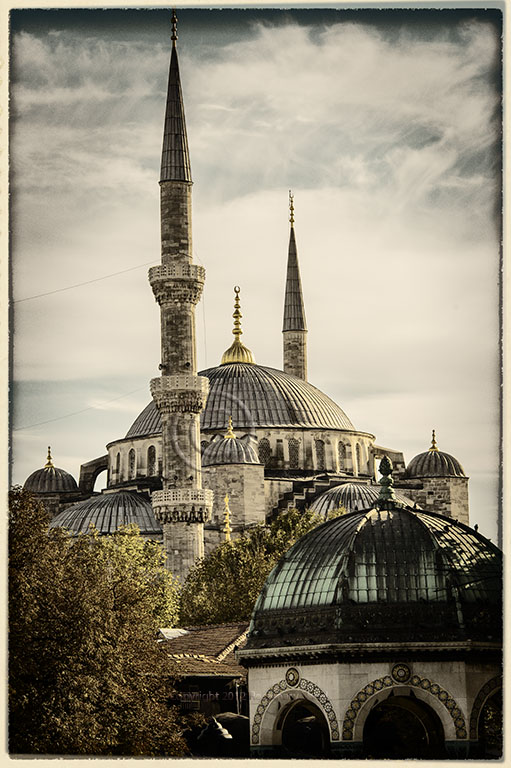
top-left (149, 11), bottom-right (212, 581)
top-left (282, 191), bottom-right (307, 380)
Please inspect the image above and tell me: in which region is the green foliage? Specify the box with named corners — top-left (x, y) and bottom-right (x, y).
top-left (8, 487), bottom-right (186, 756)
top-left (179, 506), bottom-right (339, 626)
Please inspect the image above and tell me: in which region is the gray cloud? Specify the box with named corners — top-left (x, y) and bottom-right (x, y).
top-left (10, 12), bottom-right (501, 541)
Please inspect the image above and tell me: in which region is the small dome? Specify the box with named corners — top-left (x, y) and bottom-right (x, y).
top-left (246, 505), bottom-right (501, 649)
top-left (49, 491), bottom-right (162, 537)
top-left (24, 447), bottom-right (78, 494)
top-left (203, 426), bottom-right (260, 466)
top-left (406, 432), bottom-right (465, 478)
top-left (309, 482), bottom-right (419, 517)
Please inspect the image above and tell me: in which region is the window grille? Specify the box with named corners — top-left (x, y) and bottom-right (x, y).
top-left (258, 438), bottom-right (271, 465)
top-left (147, 445), bottom-right (156, 476)
top-left (315, 439), bottom-right (325, 471)
top-left (288, 438), bottom-right (300, 469)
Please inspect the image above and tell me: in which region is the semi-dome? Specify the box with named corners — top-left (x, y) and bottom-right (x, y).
top-left (24, 447), bottom-right (78, 494)
top-left (246, 505), bottom-right (501, 649)
top-left (202, 420), bottom-right (260, 466)
top-left (126, 363), bottom-right (356, 439)
top-left (406, 430), bottom-right (465, 478)
top-left (309, 482), bottom-right (419, 517)
top-left (49, 491), bottom-right (162, 537)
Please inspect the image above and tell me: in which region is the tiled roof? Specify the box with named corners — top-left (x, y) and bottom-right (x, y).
top-left (161, 622), bottom-right (248, 678)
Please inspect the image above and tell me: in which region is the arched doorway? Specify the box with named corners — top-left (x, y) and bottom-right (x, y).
top-left (479, 689), bottom-right (502, 759)
top-left (278, 699), bottom-right (330, 758)
top-left (363, 694), bottom-right (445, 759)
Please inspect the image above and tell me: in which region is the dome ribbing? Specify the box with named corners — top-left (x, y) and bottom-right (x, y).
top-left (49, 491), bottom-right (162, 536)
top-left (309, 482), bottom-right (419, 517)
top-left (126, 363), bottom-right (356, 438)
top-left (246, 506), bottom-right (501, 649)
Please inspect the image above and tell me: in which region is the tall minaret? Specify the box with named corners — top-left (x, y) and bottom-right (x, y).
top-left (282, 191), bottom-right (307, 380)
top-left (149, 11), bottom-right (212, 581)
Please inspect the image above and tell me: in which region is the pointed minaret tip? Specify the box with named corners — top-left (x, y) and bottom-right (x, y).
top-left (283, 192), bottom-right (307, 333)
top-left (160, 9), bottom-right (192, 183)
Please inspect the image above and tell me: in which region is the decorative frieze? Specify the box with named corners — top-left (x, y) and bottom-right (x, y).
top-left (152, 488), bottom-right (213, 523)
top-left (149, 263), bottom-right (205, 306)
top-left (150, 375), bottom-right (209, 414)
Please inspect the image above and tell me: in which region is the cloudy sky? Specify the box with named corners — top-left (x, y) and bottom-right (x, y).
top-left (9, 7), bottom-right (502, 542)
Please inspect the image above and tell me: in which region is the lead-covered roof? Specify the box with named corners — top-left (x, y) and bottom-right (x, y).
top-left (125, 363), bottom-right (355, 438)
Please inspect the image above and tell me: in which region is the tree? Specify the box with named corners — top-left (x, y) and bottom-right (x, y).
top-left (8, 487), bottom-right (190, 756)
top-left (179, 506), bottom-right (341, 626)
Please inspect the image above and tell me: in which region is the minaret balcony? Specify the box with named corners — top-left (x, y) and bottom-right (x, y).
top-left (152, 488), bottom-right (213, 524)
top-left (150, 374), bottom-right (209, 414)
top-left (149, 263), bottom-right (205, 306)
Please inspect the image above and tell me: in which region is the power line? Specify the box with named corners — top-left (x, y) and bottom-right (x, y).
top-left (14, 261), bottom-right (155, 303)
top-left (13, 385), bottom-right (149, 431)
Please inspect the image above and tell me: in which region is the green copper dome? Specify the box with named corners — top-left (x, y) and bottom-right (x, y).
top-left (246, 506), bottom-right (501, 649)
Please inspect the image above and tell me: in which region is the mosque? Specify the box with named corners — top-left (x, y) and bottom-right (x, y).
top-left (22, 12), bottom-right (502, 759)
top-left (24, 12), bottom-right (471, 574)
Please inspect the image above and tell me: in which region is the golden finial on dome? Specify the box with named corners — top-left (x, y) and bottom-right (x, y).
top-left (44, 446), bottom-right (54, 469)
top-left (224, 416), bottom-right (236, 439)
top-left (223, 493), bottom-right (232, 542)
top-left (289, 190), bottom-right (295, 227)
top-left (220, 286), bottom-right (255, 365)
top-left (429, 429), bottom-right (438, 452)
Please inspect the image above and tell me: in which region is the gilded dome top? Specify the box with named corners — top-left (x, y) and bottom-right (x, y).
top-left (246, 505), bottom-right (501, 649)
top-left (309, 482), bottom-right (419, 517)
top-left (405, 431), bottom-right (465, 478)
top-left (125, 363), bottom-right (356, 438)
top-left (24, 447), bottom-right (78, 495)
top-left (49, 491), bottom-right (162, 537)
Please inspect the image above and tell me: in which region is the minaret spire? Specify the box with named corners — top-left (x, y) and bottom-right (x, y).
top-left (283, 191), bottom-right (308, 380)
top-left (160, 9), bottom-right (192, 184)
top-left (149, 12), bottom-right (212, 581)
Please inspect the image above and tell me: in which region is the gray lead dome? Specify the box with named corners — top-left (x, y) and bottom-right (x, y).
top-left (406, 450), bottom-right (465, 478)
top-left (49, 491), bottom-right (162, 537)
top-left (126, 363), bottom-right (355, 438)
top-left (309, 482), bottom-right (418, 517)
top-left (24, 466), bottom-right (78, 494)
top-left (202, 434), bottom-right (260, 466)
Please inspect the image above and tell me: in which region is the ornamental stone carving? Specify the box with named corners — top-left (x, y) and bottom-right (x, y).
top-left (149, 263), bottom-right (205, 306)
top-left (341, 671), bottom-right (467, 741)
top-left (251, 677), bottom-right (339, 745)
top-left (152, 488), bottom-right (213, 524)
top-left (151, 375), bottom-right (209, 415)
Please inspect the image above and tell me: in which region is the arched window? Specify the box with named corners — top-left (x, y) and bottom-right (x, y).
top-left (147, 445), bottom-right (156, 476)
top-left (288, 438), bottom-right (300, 469)
top-left (258, 438), bottom-right (271, 465)
top-left (337, 442), bottom-right (346, 471)
top-left (356, 443), bottom-right (361, 474)
top-left (200, 440), bottom-right (208, 456)
top-left (315, 439), bottom-right (325, 471)
top-left (128, 448), bottom-right (136, 480)
top-left (115, 451), bottom-right (121, 479)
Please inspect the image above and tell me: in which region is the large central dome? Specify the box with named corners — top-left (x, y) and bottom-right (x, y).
top-left (126, 363), bottom-right (355, 438)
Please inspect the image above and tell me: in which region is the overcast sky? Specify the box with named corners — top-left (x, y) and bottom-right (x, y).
top-left (9, 7), bottom-right (502, 542)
